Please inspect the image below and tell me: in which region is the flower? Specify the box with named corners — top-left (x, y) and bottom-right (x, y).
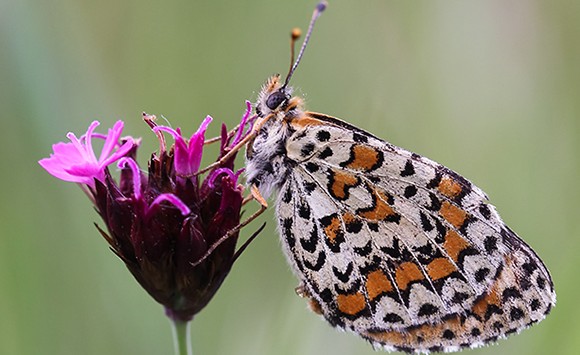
top-left (38, 121), bottom-right (136, 188)
top-left (152, 115), bottom-right (212, 177)
top-left (39, 103), bottom-right (258, 322)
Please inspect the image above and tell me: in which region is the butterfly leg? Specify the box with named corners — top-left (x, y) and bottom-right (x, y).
top-left (203, 124), bottom-right (240, 145)
top-left (191, 185), bottom-right (268, 267)
top-left (197, 113), bottom-right (276, 175)
top-left (234, 185), bottom-right (269, 229)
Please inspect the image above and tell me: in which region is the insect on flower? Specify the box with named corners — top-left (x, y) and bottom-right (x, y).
top-left (205, 1), bottom-right (556, 353)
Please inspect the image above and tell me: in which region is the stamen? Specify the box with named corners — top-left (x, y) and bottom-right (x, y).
top-left (143, 112), bottom-right (167, 154)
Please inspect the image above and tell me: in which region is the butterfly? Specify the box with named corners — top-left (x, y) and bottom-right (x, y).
top-left (236, 2), bottom-right (555, 353)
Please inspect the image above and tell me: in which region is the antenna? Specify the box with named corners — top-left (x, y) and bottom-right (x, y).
top-left (287, 27), bottom-right (302, 79)
top-left (283, 1), bottom-right (327, 88)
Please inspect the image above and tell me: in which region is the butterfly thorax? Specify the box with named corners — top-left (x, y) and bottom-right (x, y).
top-left (246, 75), bottom-right (304, 199)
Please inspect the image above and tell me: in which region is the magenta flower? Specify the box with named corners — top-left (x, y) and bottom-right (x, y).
top-left (39, 120), bottom-right (136, 188)
top-left (39, 103), bottom-right (258, 330)
top-left (153, 115), bottom-right (212, 177)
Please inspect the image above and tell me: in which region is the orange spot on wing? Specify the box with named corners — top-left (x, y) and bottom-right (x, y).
top-left (472, 284), bottom-right (501, 319)
top-left (323, 215), bottom-right (342, 244)
top-left (363, 316), bottom-right (465, 349)
top-left (360, 189), bottom-right (396, 221)
top-left (443, 230), bottom-right (470, 262)
top-left (438, 177), bottom-right (463, 198)
top-left (330, 170), bottom-right (358, 200)
top-left (290, 116), bottom-right (325, 128)
top-left (364, 329), bottom-right (406, 345)
top-left (366, 270), bottom-right (394, 300)
top-left (472, 255), bottom-right (514, 319)
top-left (336, 292), bottom-right (366, 316)
top-left (439, 201), bottom-right (467, 228)
top-left (346, 145), bottom-right (380, 172)
top-left (342, 212), bottom-right (356, 224)
top-left (395, 262), bottom-right (425, 290)
top-left (426, 257), bottom-right (458, 281)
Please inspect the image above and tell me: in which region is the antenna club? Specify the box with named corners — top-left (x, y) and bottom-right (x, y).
top-left (291, 28), bottom-right (302, 40)
top-left (283, 1), bottom-right (327, 88)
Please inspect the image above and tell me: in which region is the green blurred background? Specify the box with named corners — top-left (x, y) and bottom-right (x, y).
top-left (1, 0), bottom-right (578, 354)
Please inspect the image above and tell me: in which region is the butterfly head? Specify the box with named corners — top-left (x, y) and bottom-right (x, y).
top-left (256, 75), bottom-right (302, 118)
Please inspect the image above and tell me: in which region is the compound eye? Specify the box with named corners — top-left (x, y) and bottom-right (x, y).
top-left (266, 90), bottom-right (288, 110)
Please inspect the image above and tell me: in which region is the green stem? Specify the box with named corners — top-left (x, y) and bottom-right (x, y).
top-left (171, 319), bottom-right (192, 355)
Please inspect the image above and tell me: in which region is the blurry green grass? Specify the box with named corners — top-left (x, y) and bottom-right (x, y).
top-left (1, 0), bottom-right (579, 354)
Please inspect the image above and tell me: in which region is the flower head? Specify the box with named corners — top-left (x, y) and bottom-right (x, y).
top-left (40, 105), bottom-right (257, 322)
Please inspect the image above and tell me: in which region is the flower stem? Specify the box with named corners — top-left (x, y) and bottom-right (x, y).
top-left (171, 319), bottom-right (192, 355)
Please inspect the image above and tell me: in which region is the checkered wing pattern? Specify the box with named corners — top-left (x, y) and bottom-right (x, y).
top-left (276, 113), bottom-right (554, 353)
top-left (245, 76), bottom-right (555, 353)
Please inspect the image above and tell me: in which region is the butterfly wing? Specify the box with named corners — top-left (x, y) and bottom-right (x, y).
top-left (275, 112), bottom-right (555, 352)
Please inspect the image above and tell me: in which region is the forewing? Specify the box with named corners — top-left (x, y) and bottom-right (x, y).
top-left (276, 112), bottom-right (555, 352)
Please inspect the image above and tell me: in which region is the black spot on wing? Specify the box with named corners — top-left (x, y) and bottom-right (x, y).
top-left (479, 204), bottom-right (492, 219)
top-left (332, 262), bottom-right (354, 283)
top-left (298, 203), bottom-right (311, 220)
top-left (281, 218), bottom-right (295, 248)
top-left (303, 250), bottom-right (326, 271)
top-left (303, 182), bottom-right (317, 193)
top-left (502, 287), bottom-right (522, 302)
top-left (368, 176), bottom-right (381, 184)
top-left (305, 162), bottom-right (319, 173)
top-left (316, 130), bottom-right (331, 142)
top-left (484, 236), bottom-right (498, 254)
top-left (427, 172), bottom-right (442, 189)
top-left (442, 329), bottom-right (455, 340)
top-left (418, 303), bottom-right (439, 317)
top-left (427, 192), bottom-right (442, 211)
top-left (420, 212), bottom-right (434, 232)
top-left (300, 143), bottom-right (315, 157)
top-left (318, 147), bottom-right (333, 159)
top-left (400, 160), bottom-right (415, 177)
top-left (474, 268), bottom-right (490, 283)
top-left (383, 313), bottom-right (404, 324)
top-left (403, 185), bottom-right (417, 198)
top-left (434, 219), bottom-right (447, 243)
top-left (282, 185), bottom-right (292, 203)
top-left (345, 218), bottom-right (363, 234)
top-left (353, 132), bottom-right (368, 143)
top-left (354, 240), bottom-right (372, 256)
top-left (299, 224), bottom-right (318, 253)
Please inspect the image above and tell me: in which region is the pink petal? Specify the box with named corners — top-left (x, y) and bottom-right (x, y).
top-left (99, 121), bottom-right (125, 163)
